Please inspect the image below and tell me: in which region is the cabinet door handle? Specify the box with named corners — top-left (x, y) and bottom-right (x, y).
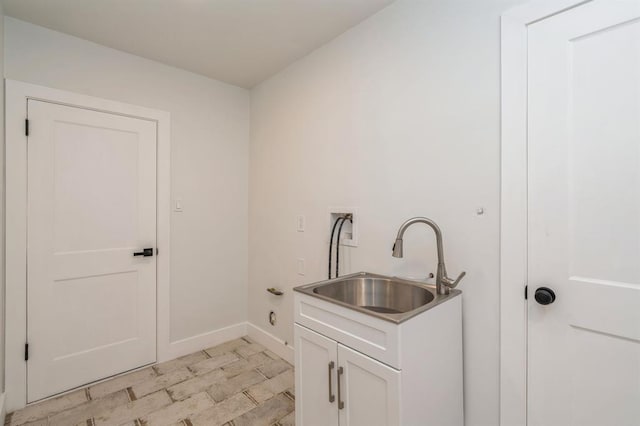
top-left (337, 366), bottom-right (345, 409)
top-left (328, 361), bottom-right (336, 403)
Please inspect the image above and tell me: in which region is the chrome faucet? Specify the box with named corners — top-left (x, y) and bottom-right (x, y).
top-left (392, 217), bottom-right (466, 295)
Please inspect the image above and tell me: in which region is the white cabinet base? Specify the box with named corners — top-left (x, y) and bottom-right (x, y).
top-left (294, 293), bottom-right (463, 426)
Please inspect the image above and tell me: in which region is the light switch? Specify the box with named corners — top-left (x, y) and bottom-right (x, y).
top-left (297, 258), bottom-right (305, 275)
top-left (296, 215), bottom-right (305, 232)
top-left (175, 199), bottom-right (183, 212)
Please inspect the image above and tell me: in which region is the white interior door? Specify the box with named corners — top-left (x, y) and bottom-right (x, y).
top-left (528, 1), bottom-right (640, 425)
top-left (27, 100), bottom-right (157, 402)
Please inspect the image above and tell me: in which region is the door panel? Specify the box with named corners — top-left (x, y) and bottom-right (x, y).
top-left (294, 324), bottom-right (339, 426)
top-left (52, 121), bottom-right (139, 252)
top-left (27, 100), bottom-right (157, 402)
top-left (338, 343), bottom-right (400, 426)
top-left (528, 1), bottom-right (640, 425)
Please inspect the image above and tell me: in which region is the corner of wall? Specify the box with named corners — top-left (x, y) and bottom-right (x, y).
top-left (163, 322), bottom-right (248, 362)
top-left (247, 322), bottom-right (294, 364)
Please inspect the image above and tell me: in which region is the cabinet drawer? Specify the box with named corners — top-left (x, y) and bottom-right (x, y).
top-left (294, 292), bottom-right (401, 369)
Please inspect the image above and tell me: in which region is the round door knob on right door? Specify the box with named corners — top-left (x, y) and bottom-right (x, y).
top-left (534, 287), bottom-right (556, 305)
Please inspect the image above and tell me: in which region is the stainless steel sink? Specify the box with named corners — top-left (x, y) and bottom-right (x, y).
top-left (294, 272), bottom-right (461, 323)
top-left (313, 276), bottom-right (434, 314)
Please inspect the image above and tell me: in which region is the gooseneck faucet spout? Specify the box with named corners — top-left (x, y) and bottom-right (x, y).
top-left (392, 217), bottom-right (466, 295)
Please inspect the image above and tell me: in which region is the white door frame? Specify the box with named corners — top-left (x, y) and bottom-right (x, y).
top-left (499, 1), bottom-right (594, 425)
top-left (4, 80), bottom-right (171, 412)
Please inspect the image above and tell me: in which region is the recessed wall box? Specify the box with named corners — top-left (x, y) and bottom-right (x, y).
top-left (329, 207), bottom-right (358, 247)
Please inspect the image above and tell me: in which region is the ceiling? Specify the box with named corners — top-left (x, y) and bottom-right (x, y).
top-left (4, 0), bottom-right (396, 88)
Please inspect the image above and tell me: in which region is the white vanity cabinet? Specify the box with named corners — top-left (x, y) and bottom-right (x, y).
top-left (294, 289), bottom-right (463, 426)
top-left (295, 324), bottom-right (400, 426)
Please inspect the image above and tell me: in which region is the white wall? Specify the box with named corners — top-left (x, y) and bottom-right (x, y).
top-left (249, 0), bottom-right (526, 424)
top-left (5, 17), bottom-right (250, 343)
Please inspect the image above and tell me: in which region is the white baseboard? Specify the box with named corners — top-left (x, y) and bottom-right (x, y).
top-left (166, 322), bottom-right (248, 361)
top-left (0, 392), bottom-right (7, 425)
top-left (246, 323), bottom-right (295, 364)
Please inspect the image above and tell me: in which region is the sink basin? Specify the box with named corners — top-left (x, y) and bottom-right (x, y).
top-left (294, 272), bottom-right (460, 323)
top-left (313, 276), bottom-right (434, 314)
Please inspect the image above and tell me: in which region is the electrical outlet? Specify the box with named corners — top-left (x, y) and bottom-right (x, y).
top-left (297, 258), bottom-right (305, 275)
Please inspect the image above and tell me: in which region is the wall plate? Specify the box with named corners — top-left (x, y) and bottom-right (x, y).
top-left (328, 207), bottom-right (358, 247)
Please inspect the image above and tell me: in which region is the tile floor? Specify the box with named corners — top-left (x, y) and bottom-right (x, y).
top-left (5, 337), bottom-right (295, 426)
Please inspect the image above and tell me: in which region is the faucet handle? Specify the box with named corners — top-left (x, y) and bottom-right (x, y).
top-left (444, 271), bottom-right (466, 289)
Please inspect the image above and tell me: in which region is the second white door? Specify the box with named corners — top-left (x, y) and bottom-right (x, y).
top-left (528, 1), bottom-right (640, 425)
top-left (27, 100), bottom-right (158, 402)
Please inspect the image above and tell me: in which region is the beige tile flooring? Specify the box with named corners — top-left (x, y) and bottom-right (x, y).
top-left (6, 337), bottom-right (295, 426)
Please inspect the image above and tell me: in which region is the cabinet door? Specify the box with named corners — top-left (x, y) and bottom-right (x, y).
top-left (337, 343), bottom-right (401, 426)
top-left (295, 324), bottom-right (339, 426)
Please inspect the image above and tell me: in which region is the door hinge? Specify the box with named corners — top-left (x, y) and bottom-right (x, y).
top-left (525, 285), bottom-right (528, 300)
top-left (25, 119), bottom-right (29, 137)
top-left (25, 343), bottom-right (29, 361)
